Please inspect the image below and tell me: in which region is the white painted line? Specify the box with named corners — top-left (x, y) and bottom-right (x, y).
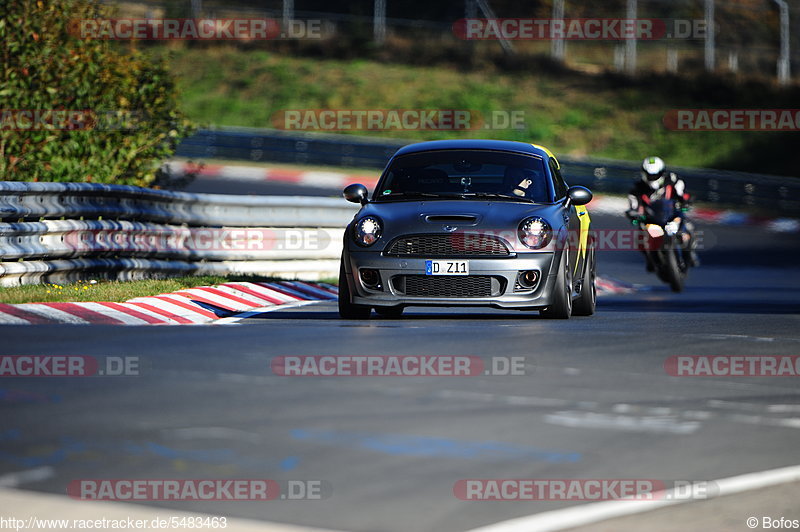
top-left (214, 300), bottom-right (318, 324)
top-left (177, 288), bottom-right (255, 311)
top-left (693, 333), bottom-right (778, 342)
top-left (129, 296), bottom-right (210, 323)
top-left (466, 464), bottom-right (800, 532)
top-left (119, 302), bottom-right (178, 324)
top-left (298, 170), bottom-right (353, 189)
top-left (544, 411), bottom-right (701, 435)
top-left (0, 312), bottom-right (32, 325)
top-left (75, 302), bottom-right (150, 325)
top-left (211, 285), bottom-right (275, 306)
top-left (587, 196), bottom-right (629, 215)
top-left (0, 467), bottom-right (55, 488)
top-left (768, 404), bottom-right (800, 413)
top-left (436, 389), bottom-right (570, 408)
top-left (111, 302), bottom-right (171, 324)
top-left (728, 414), bottom-right (800, 430)
top-left (218, 165), bottom-right (269, 181)
top-left (714, 464), bottom-right (800, 493)
top-left (15, 304), bottom-right (89, 324)
top-left (222, 282), bottom-right (287, 303)
top-left (163, 160), bottom-right (184, 175)
top-left (707, 399), bottom-right (763, 411)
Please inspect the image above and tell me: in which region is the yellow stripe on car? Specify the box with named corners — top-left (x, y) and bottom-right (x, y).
top-left (531, 144), bottom-right (559, 168)
top-left (575, 205), bottom-right (591, 274)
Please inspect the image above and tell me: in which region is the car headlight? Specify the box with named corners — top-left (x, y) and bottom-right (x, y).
top-left (518, 217), bottom-right (552, 249)
top-left (354, 216), bottom-right (382, 246)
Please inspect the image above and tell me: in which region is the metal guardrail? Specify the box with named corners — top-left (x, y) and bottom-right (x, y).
top-left (0, 181), bottom-right (358, 227)
top-left (176, 127), bottom-right (406, 170)
top-left (4, 127), bottom-right (799, 285)
top-left (177, 127), bottom-right (800, 214)
top-left (0, 221), bottom-right (343, 261)
top-left (0, 183), bottom-right (358, 286)
top-left (0, 258), bottom-right (343, 287)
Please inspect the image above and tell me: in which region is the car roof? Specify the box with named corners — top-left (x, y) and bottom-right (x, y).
top-left (392, 140), bottom-right (556, 162)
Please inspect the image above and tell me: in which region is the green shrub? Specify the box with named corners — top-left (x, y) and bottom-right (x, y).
top-left (0, 0), bottom-right (193, 186)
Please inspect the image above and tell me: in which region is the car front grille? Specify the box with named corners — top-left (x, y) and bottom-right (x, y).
top-left (393, 275), bottom-right (500, 298)
top-left (385, 234), bottom-right (510, 257)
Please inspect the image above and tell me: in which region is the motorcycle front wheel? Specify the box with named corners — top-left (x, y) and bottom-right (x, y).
top-left (664, 247), bottom-right (686, 293)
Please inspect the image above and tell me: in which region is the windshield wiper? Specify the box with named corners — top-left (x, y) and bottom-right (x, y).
top-left (377, 192), bottom-right (463, 200)
top-left (459, 192), bottom-right (534, 203)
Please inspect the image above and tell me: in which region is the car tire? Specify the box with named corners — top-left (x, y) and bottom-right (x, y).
top-left (540, 246), bottom-right (572, 319)
top-left (374, 306), bottom-right (404, 318)
top-left (338, 259), bottom-right (371, 319)
top-left (571, 239), bottom-right (596, 316)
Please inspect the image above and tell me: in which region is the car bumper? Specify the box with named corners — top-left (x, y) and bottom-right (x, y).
top-left (344, 250), bottom-right (560, 309)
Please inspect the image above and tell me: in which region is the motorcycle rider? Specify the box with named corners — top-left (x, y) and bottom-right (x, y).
top-left (626, 156), bottom-right (699, 270)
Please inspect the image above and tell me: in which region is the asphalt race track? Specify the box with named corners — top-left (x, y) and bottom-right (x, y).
top-left (2, 177), bottom-right (800, 531)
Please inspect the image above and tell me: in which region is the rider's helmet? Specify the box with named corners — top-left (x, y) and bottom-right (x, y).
top-left (641, 156), bottom-right (666, 189)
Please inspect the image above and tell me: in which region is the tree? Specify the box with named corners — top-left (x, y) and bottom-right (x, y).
top-left (0, 0), bottom-right (193, 186)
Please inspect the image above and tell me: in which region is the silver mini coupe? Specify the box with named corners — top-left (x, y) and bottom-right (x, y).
top-left (338, 140), bottom-right (595, 319)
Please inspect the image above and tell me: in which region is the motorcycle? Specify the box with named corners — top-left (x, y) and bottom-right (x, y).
top-left (629, 198), bottom-right (693, 293)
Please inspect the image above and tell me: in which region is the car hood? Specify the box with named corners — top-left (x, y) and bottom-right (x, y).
top-left (351, 200), bottom-right (566, 253)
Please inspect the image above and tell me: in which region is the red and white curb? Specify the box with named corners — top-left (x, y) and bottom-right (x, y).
top-left (596, 276), bottom-right (637, 295)
top-left (0, 281), bottom-right (338, 325)
top-left (0, 277), bottom-right (635, 325)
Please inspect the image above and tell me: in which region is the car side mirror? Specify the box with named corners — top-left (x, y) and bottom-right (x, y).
top-left (566, 186), bottom-right (593, 206)
top-left (343, 184), bottom-right (369, 205)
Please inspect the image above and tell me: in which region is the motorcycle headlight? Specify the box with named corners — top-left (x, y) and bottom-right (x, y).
top-left (354, 216), bottom-right (382, 246)
top-left (646, 224), bottom-right (665, 238)
top-left (518, 217), bottom-right (552, 249)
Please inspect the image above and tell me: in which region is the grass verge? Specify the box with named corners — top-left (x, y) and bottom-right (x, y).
top-left (153, 46), bottom-right (799, 175)
top-left (0, 275), bottom-right (284, 305)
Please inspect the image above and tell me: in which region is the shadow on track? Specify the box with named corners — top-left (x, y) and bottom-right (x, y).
top-left (598, 298), bottom-right (800, 314)
top-left (244, 309), bottom-right (596, 321)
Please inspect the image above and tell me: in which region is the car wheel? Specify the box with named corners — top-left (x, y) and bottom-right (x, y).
top-left (540, 246), bottom-right (572, 319)
top-left (338, 259), bottom-right (371, 319)
top-left (374, 306), bottom-right (404, 318)
top-left (572, 239), bottom-right (596, 316)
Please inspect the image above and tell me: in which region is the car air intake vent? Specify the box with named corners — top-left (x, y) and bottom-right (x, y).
top-left (395, 275), bottom-right (498, 297)
top-left (424, 215), bottom-right (478, 224)
top-left (386, 234), bottom-right (510, 257)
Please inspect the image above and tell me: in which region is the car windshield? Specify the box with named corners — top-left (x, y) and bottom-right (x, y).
top-left (375, 150), bottom-right (551, 203)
